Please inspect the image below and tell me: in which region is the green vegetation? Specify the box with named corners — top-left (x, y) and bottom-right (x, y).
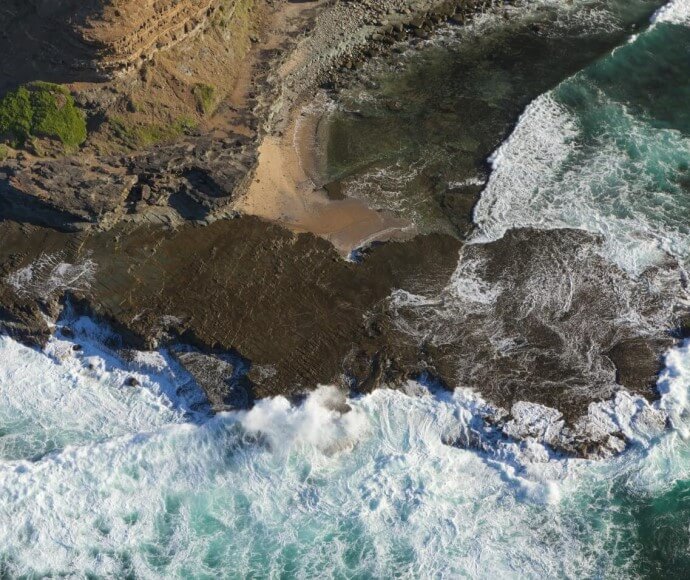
top-left (193, 83), bottom-right (216, 115)
top-left (215, 0), bottom-right (256, 30)
top-left (0, 87), bottom-right (32, 146)
top-left (109, 115), bottom-right (196, 149)
top-left (0, 144), bottom-right (9, 161)
top-left (0, 82), bottom-right (87, 149)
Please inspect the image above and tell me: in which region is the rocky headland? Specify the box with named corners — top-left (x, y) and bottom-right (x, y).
top-left (0, 0), bottom-right (687, 459)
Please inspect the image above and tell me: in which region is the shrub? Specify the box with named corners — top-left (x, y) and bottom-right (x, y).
top-left (109, 115), bottom-right (196, 148)
top-left (193, 83), bottom-right (216, 115)
top-left (0, 87), bottom-right (32, 147)
top-left (0, 82), bottom-right (87, 149)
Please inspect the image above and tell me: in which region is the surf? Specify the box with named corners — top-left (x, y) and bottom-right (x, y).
top-left (1, 325), bottom-right (690, 577)
top-left (473, 2), bottom-right (690, 275)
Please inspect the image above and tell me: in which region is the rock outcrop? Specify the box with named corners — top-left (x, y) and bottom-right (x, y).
top-left (80, 0), bottom-right (227, 76)
top-left (0, 0), bottom-right (491, 232)
top-left (1, 0), bottom-right (684, 460)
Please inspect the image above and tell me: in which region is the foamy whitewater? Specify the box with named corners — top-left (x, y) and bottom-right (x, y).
top-left (473, 0), bottom-right (690, 275)
top-left (3, 0), bottom-right (690, 577)
top-left (1, 323), bottom-right (690, 577)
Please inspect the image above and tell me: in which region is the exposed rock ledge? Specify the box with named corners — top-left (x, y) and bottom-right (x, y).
top-left (1, 0), bottom-right (687, 459)
top-left (0, 220), bottom-right (686, 459)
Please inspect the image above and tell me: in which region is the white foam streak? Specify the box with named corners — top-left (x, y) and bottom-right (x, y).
top-left (473, 93), bottom-right (578, 243)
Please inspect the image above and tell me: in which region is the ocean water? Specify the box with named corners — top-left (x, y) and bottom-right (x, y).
top-left (320, 0), bottom-right (668, 235)
top-left (1, 327), bottom-right (690, 577)
top-left (473, 1), bottom-right (690, 274)
top-left (3, 0), bottom-right (690, 578)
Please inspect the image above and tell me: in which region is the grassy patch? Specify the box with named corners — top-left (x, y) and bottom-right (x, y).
top-left (0, 144), bottom-right (9, 161)
top-left (0, 82), bottom-right (86, 149)
top-left (109, 115), bottom-right (196, 148)
top-left (192, 83), bottom-right (216, 115)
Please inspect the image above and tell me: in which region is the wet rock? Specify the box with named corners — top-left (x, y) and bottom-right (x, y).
top-left (60, 326), bottom-right (75, 339)
top-left (386, 228), bottom-right (688, 425)
top-left (606, 338), bottom-right (672, 402)
top-left (0, 217), bottom-right (461, 402)
top-left (171, 348), bottom-right (251, 411)
top-left (124, 376), bottom-right (140, 387)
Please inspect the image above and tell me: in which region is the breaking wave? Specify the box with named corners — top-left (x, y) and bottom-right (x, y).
top-left (1, 327), bottom-right (690, 577)
top-left (652, 0), bottom-right (690, 26)
top-left (473, 9), bottom-right (690, 275)
top-left (2, 1), bottom-right (690, 578)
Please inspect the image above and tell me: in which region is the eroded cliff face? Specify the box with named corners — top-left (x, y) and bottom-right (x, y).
top-left (0, 0), bottom-right (267, 229)
top-left (1, 0), bottom-right (256, 81)
top-left (82, 0), bottom-right (227, 74)
top-left (76, 0), bottom-right (262, 120)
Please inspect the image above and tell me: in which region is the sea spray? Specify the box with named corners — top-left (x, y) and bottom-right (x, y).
top-left (1, 330), bottom-right (690, 576)
top-left (651, 0), bottom-right (690, 25)
top-left (235, 385), bottom-right (368, 455)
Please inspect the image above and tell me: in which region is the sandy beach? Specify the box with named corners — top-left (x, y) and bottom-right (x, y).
top-left (236, 100), bottom-right (416, 256)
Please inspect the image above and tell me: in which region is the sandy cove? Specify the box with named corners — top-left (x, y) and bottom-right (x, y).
top-left (235, 101), bottom-right (416, 256)
top-left (232, 0), bottom-right (438, 256)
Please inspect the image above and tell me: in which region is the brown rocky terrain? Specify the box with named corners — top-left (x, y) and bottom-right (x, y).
top-left (0, 0), bottom-right (686, 458)
top-left (0, 0), bottom-right (488, 231)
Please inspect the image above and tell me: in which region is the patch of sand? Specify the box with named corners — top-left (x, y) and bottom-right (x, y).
top-left (236, 105), bottom-right (415, 256)
top-left (230, 0), bottom-right (415, 255)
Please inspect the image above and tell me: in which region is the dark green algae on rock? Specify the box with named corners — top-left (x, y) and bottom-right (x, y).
top-left (319, 0), bottom-right (669, 235)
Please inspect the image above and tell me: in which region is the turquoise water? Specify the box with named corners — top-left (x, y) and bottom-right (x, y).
top-left (474, 9), bottom-right (690, 273)
top-left (321, 0), bottom-right (668, 236)
top-left (1, 330), bottom-right (690, 577)
top-left (3, 1), bottom-right (690, 577)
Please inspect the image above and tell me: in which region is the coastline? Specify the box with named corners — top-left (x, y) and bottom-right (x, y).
top-left (234, 0), bottom-right (493, 254)
top-left (0, 0), bottom-right (685, 460)
top-left (235, 99), bottom-right (416, 255)
top-left (5, 2), bottom-right (690, 576)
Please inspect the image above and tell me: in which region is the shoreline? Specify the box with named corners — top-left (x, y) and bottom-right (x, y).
top-left (1, 0), bottom-right (684, 460)
top-left (233, 0), bottom-right (493, 255)
top-left (235, 97), bottom-right (417, 256)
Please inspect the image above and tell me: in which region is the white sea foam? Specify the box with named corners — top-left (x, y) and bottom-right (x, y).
top-left (652, 0), bottom-right (690, 26)
top-left (0, 330), bottom-right (198, 461)
top-left (235, 385), bottom-right (368, 455)
top-left (474, 93), bottom-right (578, 240)
top-left (448, 177), bottom-right (486, 188)
top-left (6, 253), bottom-right (97, 299)
top-left (472, 83), bottom-right (690, 275)
top-left (470, 12), bottom-right (690, 275)
top-left (438, 0), bottom-right (622, 41)
top-left (0, 328), bottom-right (689, 576)
top-left (657, 340), bottom-right (690, 437)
